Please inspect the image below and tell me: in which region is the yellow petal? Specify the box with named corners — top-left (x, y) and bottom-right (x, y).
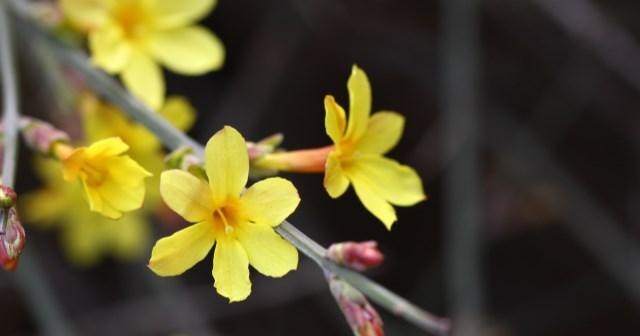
top-left (121, 50), bottom-right (164, 109)
top-left (344, 65), bottom-right (372, 142)
top-left (349, 174), bottom-right (397, 230)
top-left (237, 223), bottom-right (298, 277)
top-left (159, 96), bottom-right (196, 131)
top-left (355, 111), bottom-right (404, 155)
top-left (106, 155), bottom-right (152, 187)
top-left (239, 177), bottom-right (299, 227)
top-left (148, 221), bottom-right (216, 276)
top-left (60, 0), bottom-right (111, 31)
top-left (324, 95), bottom-right (346, 145)
top-left (19, 189), bottom-right (67, 227)
top-left (96, 177), bottom-right (145, 213)
top-left (160, 170), bottom-right (213, 222)
top-left (323, 152), bottom-right (349, 198)
top-left (110, 213), bottom-right (150, 261)
top-left (86, 137), bottom-right (129, 157)
top-left (83, 179), bottom-right (122, 219)
top-left (205, 126), bottom-right (249, 206)
top-left (147, 26), bottom-right (225, 75)
top-left (213, 238), bottom-right (251, 302)
top-left (88, 23), bottom-right (131, 73)
top-left (348, 155), bottom-right (426, 207)
top-left (61, 215), bottom-right (103, 267)
top-left (152, 0), bottom-right (217, 29)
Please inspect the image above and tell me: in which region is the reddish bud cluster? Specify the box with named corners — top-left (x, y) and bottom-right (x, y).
top-left (328, 274), bottom-right (384, 336)
top-left (327, 241), bottom-right (384, 271)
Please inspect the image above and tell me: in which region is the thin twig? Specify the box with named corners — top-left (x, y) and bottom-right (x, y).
top-left (440, 0), bottom-right (484, 334)
top-left (532, 0), bottom-right (640, 95)
top-left (6, 1), bottom-right (451, 334)
top-left (487, 112), bottom-right (640, 304)
top-left (0, 1), bottom-right (75, 334)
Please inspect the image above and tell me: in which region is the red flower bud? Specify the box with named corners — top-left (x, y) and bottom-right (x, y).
top-left (327, 273), bottom-right (384, 336)
top-left (0, 207), bottom-right (25, 271)
top-left (327, 241), bottom-right (384, 271)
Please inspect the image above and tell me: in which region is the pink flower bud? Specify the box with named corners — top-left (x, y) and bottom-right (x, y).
top-left (0, 207), bottom-right (25, 272)
top-left (20, 117), bottom-right (70, 156)
top-left (327, 241), bottom-right (384, 271)
top-left (327, 274), bottom-right (384, 336)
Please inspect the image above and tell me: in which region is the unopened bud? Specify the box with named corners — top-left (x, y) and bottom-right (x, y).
top-left (0, 186), bottom-right (17, 209)
top-left (327, 241), bottom-right (384, 271)
top-left (327, 273), bottom-right (384, 336)
top-left (19, 117), bottom-right (70, 156)
top-left (165, 147), bottom-right (207, 180)
top-left (0, 207), bottom-right (26, 272)
top-left (247, 133), bottom-right (284, 161)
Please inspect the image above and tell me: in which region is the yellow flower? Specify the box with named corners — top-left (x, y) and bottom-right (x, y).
top-left (58, 137), bottom-right (152, 219)
top-left (323, 65), bottom-right (426, 229)
top-left (149, 126), bottom-right (299, 302)
top-left (60, 0), bottom-right (225, 109)
top-left (20, 158), bottom-right (150, 266)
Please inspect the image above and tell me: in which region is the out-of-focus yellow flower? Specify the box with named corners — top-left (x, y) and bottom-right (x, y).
top-left (80, 93), bottom-right (196, 205)
top-left (60, 0), bottom-right (225, 109)
top-left (56, 137), bottom-right (152, 219)
top-left (323, 66), bottom-right (425, 229)
top-left (21, 158), bottom-right (150, 266)
top-left (149, 126), bottom-right (299, 302)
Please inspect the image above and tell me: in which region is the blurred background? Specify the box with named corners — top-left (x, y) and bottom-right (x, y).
top-left (2, 0), bottom-right (640, 335)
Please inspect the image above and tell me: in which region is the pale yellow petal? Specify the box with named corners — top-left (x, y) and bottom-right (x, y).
top-left (159, 96), bottom-right (196, 131)
top-left (239, 177), bottom-right (299, 227)
top-left (324, 95), bottom-right (346, 144)
top-left (60, 0), bottom-right (111, 31)
top-left (148, 221), bottom-right (216, 276)
top-left (160, 170), bottom-right (213, 222)
top-left (121, 50), bottom-right (164, 109)
top-left (88, 24), bottom-right (131, 73)
top-left (348, 155), bottom-right (426, 207)
top-left (349, 174), bottom-right (397, 230)
top-left (237, 223), bottom-right (297, 277)
top-left (152, 0), bottom-right (217, 29)
top-left (86, 137), bottom-right (129, 157)
top-left (323, 152), bottom-right (349, 198)
top-left (205, 126), bottom-right (249, 205)
top-left (213, 238), bottom-right (251, 302)
top-left (355, 111), bottom-right (404, 155)
top-left (147, 26), bottom-right (225, 75)
top-left (344, 65), bottom-right (372, 141)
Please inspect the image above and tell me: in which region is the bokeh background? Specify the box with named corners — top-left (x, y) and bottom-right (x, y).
top-left (2, 0), bottom-right (640, 335)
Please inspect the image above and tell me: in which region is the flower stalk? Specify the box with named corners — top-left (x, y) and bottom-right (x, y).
top-left (7, 2), bottom-right (451, 334)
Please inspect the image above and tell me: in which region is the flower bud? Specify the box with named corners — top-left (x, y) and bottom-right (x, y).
top-left (0, 185), bottom-right (17, 209)
top-left (19, 117), bottom-right (70, 156)
top-left (247, 133), bottom-right (284, 160)
top-left (327, 241), bottom-right (384, 271)
top-left (164, 146), bottom-right (207, 180)
top-left (0, 207), bottom-right (26, 272)
top-left (327, 273), bottom-right (384, 336)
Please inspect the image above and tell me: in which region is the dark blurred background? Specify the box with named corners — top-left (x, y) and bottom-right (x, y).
top-left (2, 0), bottom-right (640, 335)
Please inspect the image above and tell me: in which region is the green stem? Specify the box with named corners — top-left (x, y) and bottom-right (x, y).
top-left (7, 2), bottom-right (450, 334)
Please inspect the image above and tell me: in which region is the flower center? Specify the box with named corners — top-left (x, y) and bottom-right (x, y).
top-left (114, 3), bottom-right (151, 40)
top-left (212, 204), bottom-right (241, 236)
top-left (81, 161), bottom-right (106, 186)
